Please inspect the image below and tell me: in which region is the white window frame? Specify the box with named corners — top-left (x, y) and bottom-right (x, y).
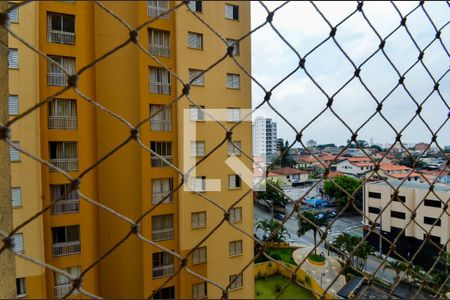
top-left (48, 99), bottom-right (77, 130)
top-left (228, 174), bottom-right (241, 190)
top-left (188, 1), bottom-right (202, 12)
top-left (226, 38), bottom-right (240, 56)
top-left (47, 12), bottom-right (76, 45)
top-left (149, 67), bottom-right (171, 94)
top-left (150, 141), bottom-right (173, 167)
top-left (8, 48), bottom-right (18, 69)
top-left (192, 176), bottom-right (206, 192)
top-left (227, 108), bottom-right (240, 122)
top-left (188, 32), bottom-right (203, 49)
top-left (230, 274), bottom-right (243, 289)
top-left (8, 2), bottom-right (19, 23)
top-left (11, 187), bottom-right (22, 208)
top-left (226, 73), bottom-right (240, 89)
top-left (192, 246), bottom-right (207, 264)
top-left (192, 211), bottom-right (206, 229)
top-left (48, 56), bottom-right (76, 86)
top-left (229, 207), bottom-right (242, 223)
top-left (189, 69), bottom-right (204, 86)
top-left (152, 178), bottom-right (173, 204)
top-left (191, 141), bottom-right (205, 157)
top-left (16, 278), bottom-right (26, 298)
top-left (148, 28), bottom-right (170, 57)
top-left (229, 240), bottom-right (242, 256)
top-left (227, 141), bottom-right (241, 156)
top-left (152, 214), bottom-right (174, 241)
top-left (147, 1), bottom-right (169, 19)
top-left (13, 233), bottom-right (24, 253)
top-left (225, 4), bottom-right (239, 20)
top-left (8, 95), bottom-right (19, 115)
top-left (150, 104), bottom-right (172, 131)
top-left (192, 282), bottom-right (207, 299)
top-left (10, 141), bottom-right (20, 162)
top-left (190, 105), bottom-right (205, 121)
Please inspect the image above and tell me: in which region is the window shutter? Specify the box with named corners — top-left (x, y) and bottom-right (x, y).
top-left (188, 32), bottom-right (196, 48)
top-left (190, 106), bottom-right (197, 120)
top-left (10, 142), bottom-right (20, 161)
top-left (11, 188), bottom-right (22, 208)
top-left (8, 95), bottom-right (19, 115)
top-left (8, 49), bottom-right (18, 68)
top-left (199, 212), bottom-right (205, 226)
top-left (13, 233), bottom-right (24, 253)
top-left (8, 4), bottom-right (18, 23)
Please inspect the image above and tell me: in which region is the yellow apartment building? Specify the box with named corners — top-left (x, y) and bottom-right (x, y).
top-left (7, 1), bottom-right (253, 298)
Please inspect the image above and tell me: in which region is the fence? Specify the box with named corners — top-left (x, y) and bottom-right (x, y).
top-left (0, 1), bottom-right (449, 299)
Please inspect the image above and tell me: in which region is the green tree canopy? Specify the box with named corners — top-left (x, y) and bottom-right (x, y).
top-left (257, 181), bottom-right (289, 207)
top-left (297, 211), bottom-right (329, 254)
top-left (332, 232), bottom-right (374, 270)
top-left (255, 219), bottom-right (290, 242)
top-left (323, 175), bottom-right (362, 210)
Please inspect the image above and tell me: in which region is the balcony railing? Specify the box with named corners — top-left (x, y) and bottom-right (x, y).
top-left (151, 155), bottom-right (172, 167)
top-left (48, 116), bottom-right (77, 130)
top-left (48, 30), bottom-right (75, 45)
top-left (48, 73), bottom-right (67, 86)
top-left (149, 82), bottom-right (171, 95)
top-left (149, 44), bottom-right (170, 57)
top-left (54, 284), bottom-right (79, 298)
top-left (52, 241), bottom-right (80, 257)
top-left (152, 264), bottom-right (174, 279)
top-left (152, 193), bottom-right (172, 204)
top-left (50, 158), bottom-right (78, 172)
top-left (152, 228), bottom-right (173, 241)
top-left (51, 199), bottom-right (80, 215)
top-left (150, 119), bottom-right (172, 131)
top-left (147, 5), bottom-right (169, 19)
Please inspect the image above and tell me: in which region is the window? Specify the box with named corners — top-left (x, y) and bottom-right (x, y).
top-left (16, 278), bottom-right (26, 297)
top-left (48, 56), bottom-right (75, 86)
top-left (152, 214), bottom-right (174, 241)
top-left (226, 39), bottom-right (240, 56)
top-left (188, 0), bottom-right (202, 12)
top-left (8, 95), bottom-right (19, 115)
top-left (13, 233), bottom-right (24, 253)
top-left (154, 286), bottom-right (175, 299)
top-left (150, 105), bottom-right (172, 131)
top-left (10, 141), bottom-right (20, 162)
top-left (192, 176), bottom-right (206, 192)
top-left (189, 69), bottom-right (204, 86)
top-left (150, 142), bottom-right (172, 167)
top-left (390, 211), bottom-right (406, 219)
top-left (48, 99), bottom-right (77, 130)
top-left (54, 266), bottom-right (80, 297)
top-left (149, 29), bottom-right (170, 57)
top-left (368, 207), bottom-right (380, 214)
top-left (147, 1), bottom-right (169, 18)
top-left (50, 184), bottom-right (79, 214)
top-left (192, 246), bottom-right (207, 264)
top-left (191, 141), bottom-right (205, 157)
top-left (8, 2), bottom-right (19, 23)
top-left (11, 187), bottom-right (22, 208)
top-left (49, 142), bottom-right (78, 171)
top-left (229, 240), bottom-right (242, 256)
top-left (391, 194), bottom-right (406, 203)
top-left (190, 105), bottom-right (205, 121)
top-left (424, 199), bottom-right (441, 208)
top-left (228, 175), bottom-right (241, 189)
top-left (228, 141), bottom-right (241, 156)
top-left (368, 192), bottom-right (381, 199)
top-left (424, 217), bottom-right (441, 226)
top-left (188, 32), bottom-right (203, 49)
top-left (8, 48), bottom-right (18, 69)
top-left (225, 4), bottom-right (239, 20)
top-left (152, 178), bottom-right (173, 204)
top-left (51, 225), bottom-right (80, 256)
top-left (192, 211), bottom-right (206, 229)
top-left (47, 13), bottom-right (75, 45)
top-left (426, 235), bottom-right (441, 244)
top-left (152, 252), bottom-right (174, 278)
top-left (227, 108), bottom-right (240, 122)
top-left (226, 73), bottom-right (240, 89)
top-left (192, 282), bottom-right (207, 299)
top-left (149, 67), bottom-right (171, 94)
top-left (229, 274), bottom-right (243, 289)
top-left (229, 207), bottom-right (242, 223)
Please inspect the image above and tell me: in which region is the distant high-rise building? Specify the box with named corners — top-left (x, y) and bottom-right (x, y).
top-left (253, 117), bottom-right (277, 155)
top-left (306, 139), bottom-right (317, 148)
top-left (277, 138), bottom-right (284, 151)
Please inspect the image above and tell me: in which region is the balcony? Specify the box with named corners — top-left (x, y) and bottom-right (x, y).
top-left (51, 199), bottom-right (79, 215)
top-left (152, 193), bottom-right (172, 204)
top-left (48, 116), bottom-right (77, 130)
top-left (48, 30), bottom-right (75, 45)
top-left (151, 119), bottom-right (172, 131)
top-left (48, 73), bottom-right (67, 86)
top-left (50, 158), bottom-right (78, 172)
top-left (150, 45), bottom-right (170, 57)
top-left (151, 155), bottom-right (173, 167)
top-left (149, 82), bottom-right (171, 95)
top-left (152, 264), bottom-right (174, 279)
top-left (52, 241), bottom-right (80, 257)
top-left (152, 228), bottom-right (173, 241)
top-left (54, 284), bottom-right (79, 298)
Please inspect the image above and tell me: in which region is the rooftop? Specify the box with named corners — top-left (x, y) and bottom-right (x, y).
top-left (368, 180), bottom-right (450, 192)
top-left (269, 167), bottom-right (309, 176)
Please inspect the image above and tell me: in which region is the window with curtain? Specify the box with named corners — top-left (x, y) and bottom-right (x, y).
top-left (226, 73), bottom-right (240, 89)
top-left (189, 69), bottom-right (204, 86)
top-left (54, 266), bottom-right (80, 286)
top-left (229, 207), bottom-right (242, 223)
top-left (229, 274), bottom-right (243, 289)
top-left (191, 211), bottom-right (206, 229)
top-left (191, 141), bottom-right (205, 157)
top-left (227, 108), bottom-right (240, 122)
top-left (192, 247), bottom-right (207, 264)
top-left (150, 141), bottom-right (172, 167)
top-left (149, 29), bottom-right (170, 57)
top-left (149, 67), bottom-right (171, 94)
top-left (49, 142), bottom-right (78, 160)
top-left (188, 32), bottom-right (203, 49)
top-left (147, 1), bottom-right (169, 18)
top-left (192, 282), bottom-right (207, 299)
top-left (52, 225), bottom-right (80, 243)
top-left (189, 105), bottom-right (205, 121)
top-left (152, 178), bottom-right (173, 204)
top-left (150, 105), bottom-right (172, 131)
top-left (227, 141), bottom-right (241, 156)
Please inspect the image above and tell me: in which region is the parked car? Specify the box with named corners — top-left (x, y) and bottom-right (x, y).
top-left (273, 213), bottom-right (285, 221)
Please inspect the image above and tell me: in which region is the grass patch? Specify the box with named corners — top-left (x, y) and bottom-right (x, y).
top-left (255, 274), bottom-right (315, 299)
top-left (308, 254), bottom-right (325, 263)
top-left (267, 248), bottom-right (297, 265)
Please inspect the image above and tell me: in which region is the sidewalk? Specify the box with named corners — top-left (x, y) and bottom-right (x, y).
top-left (292, 246), bottom-right (346, 298)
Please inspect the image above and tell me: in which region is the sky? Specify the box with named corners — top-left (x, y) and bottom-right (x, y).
top-left (250, 1), bottom-right (449, 147)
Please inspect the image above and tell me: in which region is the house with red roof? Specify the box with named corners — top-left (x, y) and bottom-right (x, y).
top-left (267, 167), bottom-right (309, 187)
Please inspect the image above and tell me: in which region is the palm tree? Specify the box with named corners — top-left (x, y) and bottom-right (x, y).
top-left (255, 219), bottom-right (290, 242)
top-left (332, 232), bottom-right (374, 270)
top-left (297, 211), bottom-right (329, 254)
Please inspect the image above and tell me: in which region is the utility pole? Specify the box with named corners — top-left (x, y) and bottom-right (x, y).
top-left (0, 2), bottom-right (17, 298)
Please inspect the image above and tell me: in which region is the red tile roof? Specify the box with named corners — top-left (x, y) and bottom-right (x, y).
top-left (270, 167), bottom-right (309, 176)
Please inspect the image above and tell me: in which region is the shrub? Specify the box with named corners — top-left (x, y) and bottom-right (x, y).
top-left (275, 282), bottom-right (283, 293)
top-left (308, 254), bottom-right (325, 263)
top-left (256, 291), bottom-right (260, 297)
top-left (270, 252), bottom-right (282, 261)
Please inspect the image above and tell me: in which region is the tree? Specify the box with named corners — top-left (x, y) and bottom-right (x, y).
top-left (332, 233), bottom-right (374, 270)
top-left (429, 252), bottom-right (450, 294)
top-left (398, 154), bottom-right (424, 169)
top-left (383, 260), bottom-right (409, 283)
top-left (255, 219), bottom-right (290, 242)
top-left (257, 181), bottom-right (289, 207)
top-left (370, 145), bottom-right (383, 152)
top-left (323, 175), bottom-right (362, 211)
top-left (297, 211), bottom-right (329, 254)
